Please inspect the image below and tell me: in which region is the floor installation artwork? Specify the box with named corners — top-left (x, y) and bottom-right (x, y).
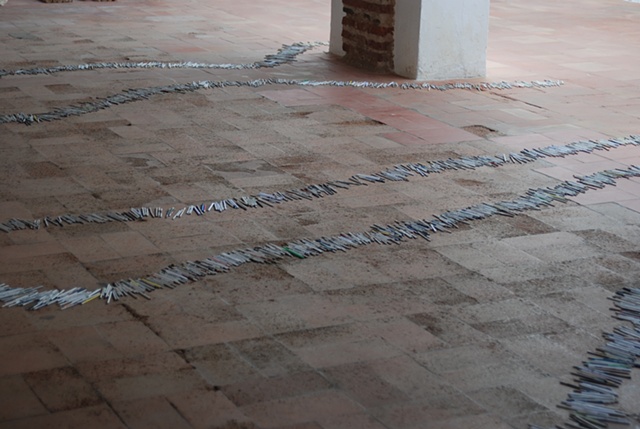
top-left (1, 1), bottom-right (640, 429)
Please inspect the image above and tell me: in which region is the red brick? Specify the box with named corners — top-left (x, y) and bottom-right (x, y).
top-left (340, 0), bottom-right (396, 71)
top-left (342, 31), bottom-right (392, 50)
top-left (342, 22), bottom-right (393, 41)
top-left (343, 0), bottom-right (394, 14)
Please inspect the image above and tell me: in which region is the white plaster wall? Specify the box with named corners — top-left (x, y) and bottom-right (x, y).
top-left (394, 1), bottom-right (423, 79)
top-left (329, 0), bottom-right (345, 56)
top-left (395, 0), bottom-right (490, 80)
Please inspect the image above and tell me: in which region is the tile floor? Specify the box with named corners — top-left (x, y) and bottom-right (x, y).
top-left (1, 0), bottom-right (640, 428)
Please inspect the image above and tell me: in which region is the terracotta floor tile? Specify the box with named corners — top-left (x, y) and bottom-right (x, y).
top-left (99, 231), bottom-right (160, 258)
top-left (240, 390), bottom-right (364, 428)
top-left (2, 0), bottom-right (640, 428)
top-left (0, 241), bottom-right (65, 263)
top-left (43, 262), bottom-right (101, 291)
top-left (96, 320), bottom-right (170, 356)
top-left (380, 131), bottom-right (433, 146)
top-left (0, 333), bottom-right (68, 376)
top-left (151, 316), bottom-right (262, 350)
top-left (620, 198), bottom-right (640, 213)
top-left (195, 266), bottom-right (311, 305)
top-left (0, 375), bottom-right (47, 421)
top-left (506, 332), bottom-right (588, 375)
top-left (533, 165), bottom-right (582, 181)
top-left (167, 388), bottom-right (251, 429)
top-left (95, 368), bottom-right (206, 404)
top-left (426, 413), bottom-right (514, 429)
top-left (59, 235), bottom-right (120, 263)
top-left (317, 413), bottom-right (388, 429)
top-left (273, 324), bottom-right (367, 351)
top-left (231, 337), bottom-right (312, 377)
top-left (75, 352), bottom-right (190, 385)
top-left (236, 294), bottom-right (353, 334)
top-left (111, 396), bottom-right (192, 429)
top-left (26, 301), bottom-right (133, 331)
top-left (0, 405), bottom-right (126, 429)
top-left (615, 177), bottom-right (640, 197)
top-left (372, 396), bottom-right (485, 429)
top-left (23, 366), bottom-right (102, 413)
top-left (514, 373), bottom-right (573, 414)
top-left (397, 128), bottom-right (471, 145)
top-left (417, 341), bottom-right (516, 375)
top-left (0, 201), bottom-right (33, 220)
top-left (365, 355), bottom-right (451, 398)
top-left (570, 187), bottom-right (638, 205)
top-left (360, 317), bottom-right (446, 353)
top-left (282, 258), bottom-right (394, 292)
top-left (322, 363), bottom-right (410, 408)
top-left (321, 284), bottom-right (437, 322)
top-left (47, 325), bottom-right (122, 364)
top-left (356, 247), bottom-right (471, 282)
top-left (0, 307), bottom-right (35, 338)
top-left (440, 359), bottom-right (544, 392)
top-left (294, 338), bottom-right (402, 369)
top-left (562, 159), bottom-right (629, 174)
top-left (500, 231), bottom-right (602, 262)
top-left (259, 89), bottom-right (326, 107)
top-left (471, 313), bottom-right (572, 339)
top-left (221, 371), bottom-right (331, 407)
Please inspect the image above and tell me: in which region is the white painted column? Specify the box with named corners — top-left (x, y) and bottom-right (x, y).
top-left (329, 0), bottom-right (490, 80)
top-left (329, 0), bottom-right (345, 56)
top-left (395, 0), bottom-right (490, 80)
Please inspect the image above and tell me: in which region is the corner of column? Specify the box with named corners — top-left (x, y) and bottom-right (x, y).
top-left (330, 0), bottom-right (346, 57)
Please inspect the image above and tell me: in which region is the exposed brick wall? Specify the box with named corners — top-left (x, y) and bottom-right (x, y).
top-left (341, 0), bottom-right (395, 72)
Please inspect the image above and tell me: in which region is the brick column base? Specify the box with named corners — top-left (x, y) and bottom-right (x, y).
top-left (331, 0), bottom-right (489, 80)
top-left (341, 0), bottom-right (395, 73)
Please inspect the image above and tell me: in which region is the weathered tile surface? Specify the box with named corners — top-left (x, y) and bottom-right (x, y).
top-left (1, 0), bottom-right (640, 428)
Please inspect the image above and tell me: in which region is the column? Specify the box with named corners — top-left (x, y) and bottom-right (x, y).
top-left (395, 0), bottom-right (490, 80)
top-left (329, 0), bottom-right (491, 81)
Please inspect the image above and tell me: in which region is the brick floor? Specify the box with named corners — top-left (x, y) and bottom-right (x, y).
top-left (1, 0), bottom-right (640, 428)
